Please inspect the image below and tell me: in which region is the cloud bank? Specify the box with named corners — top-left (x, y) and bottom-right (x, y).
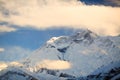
top-left (0, 0), bottom-right (120, 36)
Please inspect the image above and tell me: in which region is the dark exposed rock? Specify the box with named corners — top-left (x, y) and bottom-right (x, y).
top-left (0, 70), bottom-right (38, 80)
top-left (59, 73), bottom-right (75, 78)
top-left (57, 46), bottom-right (69, 53)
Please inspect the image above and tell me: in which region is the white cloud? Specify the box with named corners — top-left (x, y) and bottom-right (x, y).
top-left (0, 48), bottom-right (5, 52)
top-left (36, 59), bottom-right (71, 70)
top-left (0, 0), bottom-right (120, 35)
top-left (0, 25), bottom-right (17, 32)
top-left (0, 46), bottom-right (32, 61)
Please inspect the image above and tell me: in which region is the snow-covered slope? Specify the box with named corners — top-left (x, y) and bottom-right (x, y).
top-left (23, 29), bottom-right (120, 78)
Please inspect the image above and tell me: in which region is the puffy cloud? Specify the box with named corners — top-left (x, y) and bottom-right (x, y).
top-left (0, 25), bottom-right (17, 32)
top-left (0, 48), bottom-right (5, 52)
top-left (0, 0), bottom-right (120, 36)
top-left (36, 59), bottom-right (71, 70)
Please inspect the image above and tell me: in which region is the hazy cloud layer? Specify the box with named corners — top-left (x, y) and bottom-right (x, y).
top-left (0, 0), bottom-right (120, 35)
top-left (0, 46), bottom-right (32, 61)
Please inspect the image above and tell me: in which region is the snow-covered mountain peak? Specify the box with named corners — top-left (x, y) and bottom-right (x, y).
top-left (46, 29), bottom-right (98, 49)
top-left (22, 29), bottom-right (120, 78)
top-left (1, 28), bottom-right (119, 80)
top-left (46, 36), bottom-right (69, 49)
top-left (70, 29), bottom-right (98, 43)
top-left (72, 29), bottom-right (96, 37)
top-left (47, 37), bottom-right (59, 44)
top-left (73, 29), bottom-right (97, 37)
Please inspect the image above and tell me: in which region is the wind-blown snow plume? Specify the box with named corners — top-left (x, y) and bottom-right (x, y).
top-left (0, 0), bottom-right (120, 35)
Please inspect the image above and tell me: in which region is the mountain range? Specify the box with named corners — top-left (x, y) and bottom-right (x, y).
top-left (0, 29), bottom-right (120, 80)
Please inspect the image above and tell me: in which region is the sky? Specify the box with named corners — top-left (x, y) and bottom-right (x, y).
top-left (0, 0), bottom-right (120, 61)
